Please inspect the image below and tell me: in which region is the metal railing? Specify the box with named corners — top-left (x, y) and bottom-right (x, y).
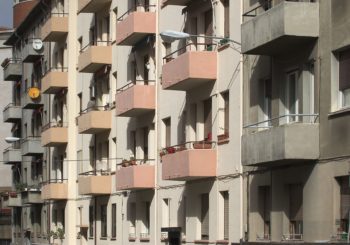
top-left (79, 105), bottom-right (110, 116)
top-left (116, 80), bottom-right (155, 93)
top-left (282, 234), bottom-right (303, 241)
top-left (20, 136), bottom-right (41, 144)
top-left (243, 114), bottom-right (319, 129)
top-left (48, 12), bottom-right (69, 17)
top-left (117, 158), bottom-right (155, 168)
top-left (242, 0), bottom-right (272, 17)
top-left (41, 121), bottom-right (68, 132)
top-left (117, 4), bottom-right (156, 21)
top-left (45, 66), bottom-right (68, 74)
top-left (79, 169), bottom-right (111, 176)
top-left (330, 232), bottom-right (348, 241)
top-left (1, 58), bottom-right (21, 68)
top-left (256, 234), bottom-right (270, 241)
top-left (41, 178), bottom-right (68, 185)
top-left (163, 42), bottom-right (217, 64)
top-left (160, 141), bottom-right (216, 157)
top-left (80, 40), bottom-right (111, 53)
top-left (3, 102), bottom-right (21, 111)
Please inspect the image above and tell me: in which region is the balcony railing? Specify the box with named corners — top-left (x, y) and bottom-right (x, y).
top-left (256, 234), bottom-right (270, 241)
top-left (282, 234), bottom-right (303, 241)
top-left (42, 121), bottom-right (68, 132)
top-left (117, 4), bottom-right (156, 22)
top-left (242, 0), bottom-right (272, 18)
top-left (78, 168), bottom-right (112, 195)
top-left (330, 233), bottom-right (348, 242)
top-left (243, 114), bottom-right (319, 129)
top-left (3, 102), bottom-right (21, 123)
top-left (77, 105), bottom-right (112, 134)
top-left (160, 141), bottom-right (216, 157)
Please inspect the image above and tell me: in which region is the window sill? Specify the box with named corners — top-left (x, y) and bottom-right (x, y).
top-left (329, 106), bottom-right (350, 118)
top-left (110, 237), bottom-right (117, 241)
top-left (100, 237), bottom-right (107, 240)
top-left (129, 238), bottom-right (136, 242)
top-left (194, 240), bottom-right (210, 244)
top-left (140, 237), bottom-right (150, 242)
top-left (216, 240), bottom-right (229, 244)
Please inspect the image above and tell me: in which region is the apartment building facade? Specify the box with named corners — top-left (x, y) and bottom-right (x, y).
top-left (0, 27), bottom-right (15, 245)
top-left (2, 0), bottom-right (244, 245)
top-left (242, 0), bottom-right (350, 243)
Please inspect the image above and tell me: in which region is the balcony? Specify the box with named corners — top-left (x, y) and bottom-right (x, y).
top-left (3, 193), bottom-right (22, 207)
top-left (41, 14), bottom-right (68, 42)
top-left (21, 88), bottom-right (43, 109)
top-left (21, 189), bottom-right (43, 204)
top-left (3, 103), bottom-right (21, 123)
top-left (242, 116), bottom-right (319, 166)
top-left (78, 171), bottom-right (112, 195)
top-left (22, 39), bottom-right (44, 63)
top-left (116, 81), bottom-right (155, 117)
top-left (78, 41), bottom-right (112, 73)
top-left (77, 106), bottom-right (112, 134)
top-left (78, 0), bottom-right (111, 13)
top-left (21, 136), bottom-right (44, 156)
top-left (41, 181), bottom-right (68, 200)
top-left (241, 1), bottom-right (319, 55)
top-left (162, 44), bottom-right (217, 91)
top-left (116, 6), bottom-right (156, 46)
top-left (116, 160), bottom-right (155, 190)
top-left (161, 141), bottom-right (217, 181)
top-left (2, 58), bottom-right (22, 81)
top-left (41, 122), bottom-right (68, 147)
top-left (42, 68), bottom-right (68, 94)
top-left (3, 145), bottom-right (21, 164)
top-left (162, 0), bottom-right (191, 7)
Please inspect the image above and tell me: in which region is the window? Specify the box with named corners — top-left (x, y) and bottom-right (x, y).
top-left (263, 78), bottom-right (272, 126)
top-left (259, 186), bottom-right (271, 239)
top-left (143, 127), bottom-right (149, 160)
top-left (162, 199), bottom-right (170, 227)
top-left (339, 177), bottom-right (350, 233)
top-left (101, 205), bottom-right (107, 238)
top-left (221, 191), bottom-right (229, 240)
top-left (285, 71), bottom-right (298, 123)
top-left (289, 184), bottom-right (303, 236)
top-left (203, 98), bottom-right (212, 140)
top-left (163, 118), bottom-right (171, 147)
top-left (222, 0), bottom-right (230, 37)
top-left (130, 130), bottom-right (136, 157)
top-left (201, 193), bottom-right (209, 240)
top-left (53, 209), bottom-right (57, 227)
top-left (222, 91), bottom-right (230, 135)
top-left (111, 204), bottom-right (116, 239)
top-left (144, 202), bottom-right (150, 235)
top-left (339, 49), bottom-right (350, 107)
top-left (129, 203), bottom-right (136, 238)
top-left (89, 206), bottom-right (94, 238)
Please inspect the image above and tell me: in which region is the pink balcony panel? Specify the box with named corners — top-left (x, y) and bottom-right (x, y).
top-left (116, 165), bottom-right (155, 190)
top-left (116, 12), bottom-right (156, 46)
top-left (116, 84), bottom-right (155, 117)
top-left (162, 149), bottom-right (217, 181)
top-left (41, 183), bottom-right (68, 200)
top-left (162, 51), bottom-right (217, 91)
top-left (78, 175), bottom-right (112, 195)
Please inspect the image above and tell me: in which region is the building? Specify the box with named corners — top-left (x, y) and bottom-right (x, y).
top-left (6, 0), bottom-right (350, 245)
top-left (242, 0), bottom-right (350, 243)
top-left (2, 0), bottom-right (244, 245)
top-left (0, 27), bottom-right (16, 245)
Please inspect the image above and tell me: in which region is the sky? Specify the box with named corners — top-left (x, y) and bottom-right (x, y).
top-left (0, 0), bottom-right (13, 28)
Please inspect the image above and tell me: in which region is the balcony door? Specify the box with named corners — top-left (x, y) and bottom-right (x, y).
top-left (285, 71), bottom-right (299, 123)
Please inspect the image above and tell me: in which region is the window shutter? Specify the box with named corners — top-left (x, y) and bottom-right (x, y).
top-left (339, 49), bottom-right (350, 90)
top-left (201, 193), bottom-right (209, 239)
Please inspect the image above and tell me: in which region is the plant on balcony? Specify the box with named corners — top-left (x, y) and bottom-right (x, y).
top-left (122, 157), bottom-right (137, 167)
top-left (48, 228), bottom-right (65, 244)
top-left (14, 182), bottom-right (27, 192)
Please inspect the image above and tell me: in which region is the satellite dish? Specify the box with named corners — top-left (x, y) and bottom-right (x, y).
top-left (160, 30), bottom-right (191, 43)
top-left (5, 137), bottom-right (20, 143)
top-left (32, 39), bottom-right (43, 51)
